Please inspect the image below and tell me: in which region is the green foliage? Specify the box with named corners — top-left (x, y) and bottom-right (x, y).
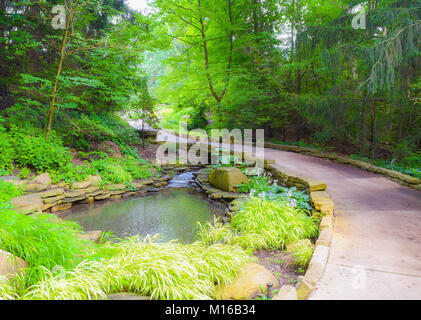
top-left (50, 163), bottom-right (97, 184)
top-left (91, 158), bottom-right (132, 184)
top-left (0, 181), bottom-right (23, 203)
top-left (10, 127), bottom-right (71, 172)
top-left (22, 237), bottom-right (253, 300)
top-left (0, 206), bottom-right (92, 286)
top-left (0, 128), bottom-right (14, 173)
top-left (237, 176), bottom-right (312, 210)
top-left (18, 167), bottom-right (31, 180)
top-left (231, 197), bottom-right (318, 249)
top-left (199, 196), bottom-right (318, 252)
top-left (122, 159), bottom-right (153, 180)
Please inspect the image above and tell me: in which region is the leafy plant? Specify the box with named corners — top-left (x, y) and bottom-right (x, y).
top-left (10, 126), bottom-right (71, 172)
top-left (231, 197), bottom-right (318, 249)
top-left (199, 196), bottom-right (318, 252)
top-left (0, 181), bottom-right (24, 203)
top-left (237, 176), bottom-right (312, 210)
top-left (18, 167), bottom-right (31, 180)
top-left (0, 129), bottom-right (14, 173)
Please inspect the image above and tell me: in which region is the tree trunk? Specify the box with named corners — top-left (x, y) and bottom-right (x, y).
top-left (45, 12), bottom-right (70, 140)
top-left (369, 100), bottom-right (377, 158)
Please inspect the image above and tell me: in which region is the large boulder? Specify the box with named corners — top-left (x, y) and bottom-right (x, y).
top-left (208, 167), bottom-right (249, 192)
top-left (32, 173), bottom-right (51, 185)
top-left (24, 183), bottom-right (47, 193)
top-left (0, 250), bottom-right (27, 279)
top-left (215, 263), bottom-right (278, 300)
top-left (10, 194), bottom-right (43, 214)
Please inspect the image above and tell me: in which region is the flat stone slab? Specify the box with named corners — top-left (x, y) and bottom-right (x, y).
top-left (36, 188), bottom-right (65, 198)
top-left (11, 194), bottom-right (43, 214)
top-left (32, 173), bottom-right (51, 185)
top-left (24, 183), bottom-right (47, 193)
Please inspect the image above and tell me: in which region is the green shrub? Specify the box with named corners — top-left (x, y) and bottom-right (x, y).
top-left (231, 197), bottom-right (318, 249)
top-left (50, 163), bottom-right (98, 184)
top-left (10, 126), bottom-right (71, 172)
top-left (91, 158), bottom-right (133, 184)
top-left (18, 167), bottom-right (31, 180)
top-left (0, 129), bottom-right (14, 173)
top-left (122, 159), bottom-right (153, 180)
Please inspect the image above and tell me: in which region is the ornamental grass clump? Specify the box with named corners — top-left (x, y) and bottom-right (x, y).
top-left (0, 206), bottom-right (93, 287)
top-left (287, 241), bottom-right (314, 267)
top-left (0, 276), bottom-right (16, 300)
top-left (22, 236), bottom-right (253, 300)
top-left (231, 196), bottom-right (319, 249)
top-left (198, 197), bottom-right (319, 251)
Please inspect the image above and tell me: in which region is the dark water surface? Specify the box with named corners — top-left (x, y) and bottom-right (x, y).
top-left (59, 173), bottom-right (226, 243)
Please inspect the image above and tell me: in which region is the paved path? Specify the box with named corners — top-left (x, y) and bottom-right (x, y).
top-left (263, 148), bottom-right (421, 300)
top-left (157, 131), bottom-right (421, 299)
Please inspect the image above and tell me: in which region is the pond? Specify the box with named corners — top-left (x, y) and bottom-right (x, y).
top-left (59, 172), bottom-right (226, 243)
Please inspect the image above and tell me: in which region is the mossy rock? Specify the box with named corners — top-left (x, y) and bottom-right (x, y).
top-left (208, 167), bottom-right (249, 192)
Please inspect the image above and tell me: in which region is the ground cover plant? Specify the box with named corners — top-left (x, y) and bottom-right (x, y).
top-left (237, 176), bottom-right (312, 210)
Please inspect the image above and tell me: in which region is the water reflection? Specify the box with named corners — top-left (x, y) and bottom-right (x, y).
top-left (59, 187), bottom-right (225, 243)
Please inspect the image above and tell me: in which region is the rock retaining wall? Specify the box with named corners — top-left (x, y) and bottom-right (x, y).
top-left (10, 167), bottom-right (203, 216)
top-left (265, 142), bottom-right (421, 192)
top-left (265, 162), bottom-right (334, 300)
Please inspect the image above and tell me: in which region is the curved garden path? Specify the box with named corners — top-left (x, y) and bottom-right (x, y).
top-left (157, 132), bottom-right (421, 299)
top-left (264, 147), bottom-right (421, 300)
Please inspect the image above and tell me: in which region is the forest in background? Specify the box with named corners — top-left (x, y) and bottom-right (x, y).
top-left (0, 0), bottom-right (420, 178)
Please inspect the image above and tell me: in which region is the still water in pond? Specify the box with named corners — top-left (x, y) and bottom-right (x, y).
top-left (60, 175), bottom-right (226, 243)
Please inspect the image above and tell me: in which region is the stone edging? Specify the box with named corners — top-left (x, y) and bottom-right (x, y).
top-left (265, 142), bottom-right (421, 192)
top-left (264, 162), bottom-right (334, 300)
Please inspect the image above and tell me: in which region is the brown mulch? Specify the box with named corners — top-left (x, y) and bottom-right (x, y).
top-left (254, 250), bottom-right (304, 290)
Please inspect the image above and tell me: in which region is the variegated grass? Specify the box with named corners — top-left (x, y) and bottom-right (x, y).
top-left (21, 236), bottom-right (253, 300)
top-left (198, 196), bottom-right (319, 251)
top-left (0, 276), bottom-right (16, 300)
